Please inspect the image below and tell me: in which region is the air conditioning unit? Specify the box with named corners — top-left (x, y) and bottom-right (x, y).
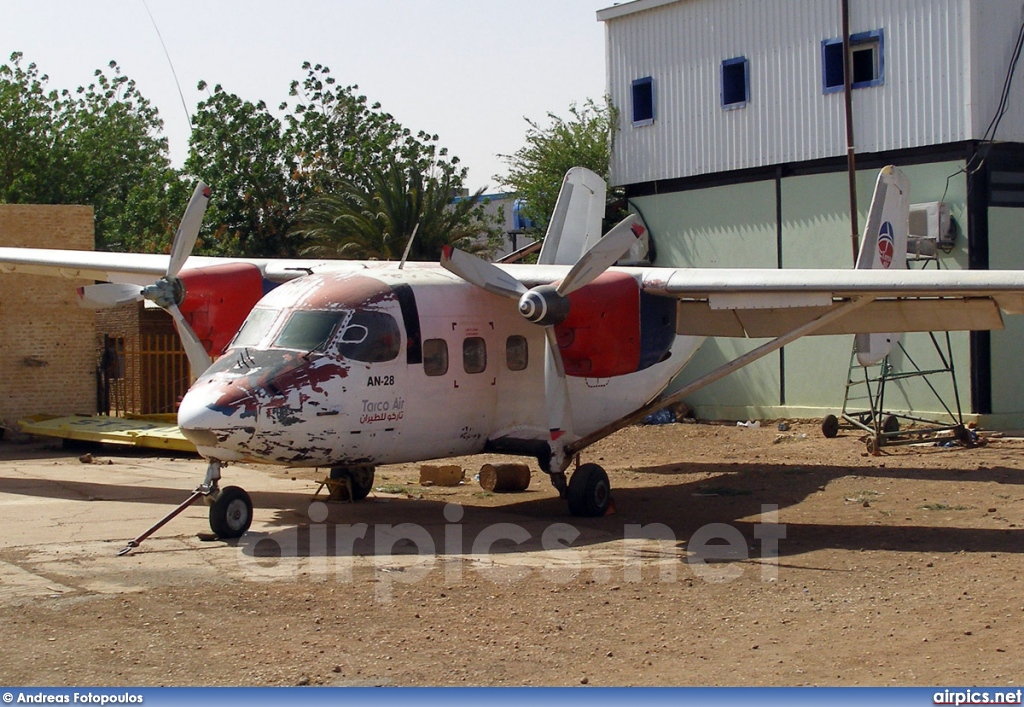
top-left (908, 201), bottom-right (953, 258)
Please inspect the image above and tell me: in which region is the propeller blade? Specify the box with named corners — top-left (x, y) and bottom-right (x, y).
top-left (441, 245), bottom-right (528, 300)
top-left (167, 304), bottom-right (213, 379)
top-left (543, 327), bottom-right (574, 451)
top-left (167, 181), bottom-right (211, 279)
top-left (556, 214), bottom-right (645, 296)
top-left (77, 283), bottom-right (143, 309)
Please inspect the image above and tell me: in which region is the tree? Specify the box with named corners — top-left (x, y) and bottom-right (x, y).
top-left (185, 82), bottom-right (293, 257)
top-left (0, 53), bottom-right (63, 204)
top-left (498, 98), bottom-right (616, 230)
top-left (187, 61), bottom-right (496, 260)
top-left (285, 62), bottom-right (430, 198)
top-left (0, 53), bottom-right (179, 251)
top-left (294, 155), bottom-right (501, 261)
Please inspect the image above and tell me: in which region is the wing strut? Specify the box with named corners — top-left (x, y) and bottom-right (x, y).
top-left (566, 296), bottom-right (877, 458)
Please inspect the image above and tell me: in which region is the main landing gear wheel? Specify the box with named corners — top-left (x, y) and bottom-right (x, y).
top-left (209, 485), bottom-right (253, 539)
top-left (567, 463), bottom-right (611, 517)
top-left (329, 465), bottom-right (375, 501)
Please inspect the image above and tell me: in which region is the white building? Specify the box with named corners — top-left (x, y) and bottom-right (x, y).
top-left (598, 0), bottom-right (1024, 426)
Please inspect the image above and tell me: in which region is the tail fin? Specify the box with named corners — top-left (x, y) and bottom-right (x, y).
top-left (854, 165), bottom-right (910, 366)
top-left (538, 167), bottom-right (606, 266)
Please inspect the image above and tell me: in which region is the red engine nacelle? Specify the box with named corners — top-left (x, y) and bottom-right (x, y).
top-left (555, 272), bottom-right (642, 378)
top-left (177, 263), bottom-right (267, 358)
top-left (554, 271), bottom-right (677, 378)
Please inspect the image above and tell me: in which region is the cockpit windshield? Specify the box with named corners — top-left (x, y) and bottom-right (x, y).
top-left (270, 308), bottom-right (402, 362)
top-left (231, 307), bottom-right (279, 349)
top-left (275, 310), bottom-right (347, 352)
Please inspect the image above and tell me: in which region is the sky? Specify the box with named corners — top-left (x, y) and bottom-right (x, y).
top-left (1, 0), bottom-right (611, 192)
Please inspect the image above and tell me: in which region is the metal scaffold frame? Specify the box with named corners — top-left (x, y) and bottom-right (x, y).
top-left (821, 256), bottom-right (973, 453)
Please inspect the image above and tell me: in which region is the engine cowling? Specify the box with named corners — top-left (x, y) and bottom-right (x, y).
top-left (177, 263), bottom-right (269, 358)
top-left (554, 271), bottom-right (676, 378)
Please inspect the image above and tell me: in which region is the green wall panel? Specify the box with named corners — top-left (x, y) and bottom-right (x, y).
top-left (988, 206), bottom-right (1024, 417)
top-left (629, 161), bottom-right (1021, 425)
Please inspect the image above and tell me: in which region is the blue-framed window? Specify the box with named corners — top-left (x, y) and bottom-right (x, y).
top-left (631, 76), bottom-right (654, 126)
top-left (721, 56), bottom-right (749, 109)
top-left (822, 29), bottom-right (884, 93)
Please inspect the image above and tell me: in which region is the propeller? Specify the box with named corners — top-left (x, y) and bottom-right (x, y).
top-left (441, 213), bottom-right (645, 472)
top-left (79, 182), bottom-right (213, 377)
top-left (77, 282), bottom-right (144, 308)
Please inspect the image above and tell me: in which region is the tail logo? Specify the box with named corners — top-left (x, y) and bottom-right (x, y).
top-left (877, 222), bottom-right (895, 269)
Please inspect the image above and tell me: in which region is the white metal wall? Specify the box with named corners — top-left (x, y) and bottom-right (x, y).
top-left (601, 0), bottom-right (1024, 186)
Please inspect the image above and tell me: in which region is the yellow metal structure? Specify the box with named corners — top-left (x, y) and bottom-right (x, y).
top-left (19, 414), bottom-right (197, 453)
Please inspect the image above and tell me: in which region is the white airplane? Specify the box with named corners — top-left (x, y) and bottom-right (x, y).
top-left (3, 166), bottom-right (1024, 549)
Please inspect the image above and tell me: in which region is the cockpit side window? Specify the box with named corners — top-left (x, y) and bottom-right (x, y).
top-left (232, 307), bottom-right (280, 349)
top-left (275, 310), bottom-right (347, 352)
top-left (338, 310), bottom-right (401, 363)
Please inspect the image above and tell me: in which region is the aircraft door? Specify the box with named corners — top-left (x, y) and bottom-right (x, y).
top-left (415, 317), bottom-right (499, 456)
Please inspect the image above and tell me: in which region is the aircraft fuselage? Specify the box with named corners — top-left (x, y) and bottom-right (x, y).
top-left (177, 267), bottom-right (701, 468)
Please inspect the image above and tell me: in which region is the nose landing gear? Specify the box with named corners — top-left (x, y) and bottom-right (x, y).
top-left (207, 484), bottom-right (253, 539)
top-left (118, 458), bottom-right (252, 555)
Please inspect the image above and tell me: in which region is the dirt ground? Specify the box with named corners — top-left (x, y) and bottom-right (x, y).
top-left (0, 419), bottom-right (1021, 687)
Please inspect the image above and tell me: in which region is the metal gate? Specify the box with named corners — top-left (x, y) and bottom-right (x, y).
top-left (102, 334), bottom-right (191, 416)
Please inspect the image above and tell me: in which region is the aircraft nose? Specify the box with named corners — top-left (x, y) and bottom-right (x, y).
top-left (178, 381), bottom-right (257, 454)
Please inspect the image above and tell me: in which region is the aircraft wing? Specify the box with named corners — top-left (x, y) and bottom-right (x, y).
top-left (635, 267), bottom-right (1024, 337)
top-left (7, 246), bottom-right (1024, 338)
top-left (0, 247), bottom-right (377, 285)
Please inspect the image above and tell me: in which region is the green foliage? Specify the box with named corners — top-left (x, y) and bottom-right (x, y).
top-left (2, 54), bottom-right (490, 260)
top-left (285, 62), bottom-right (424, 197)
top-left (498, 98), bottom-right (616, 229)
top-left (187, 62), bottom-right (490, 259)
top-left (293, 155), bottom-right (502, 261)
top-left (185, 82), bottom-right (293, 257)
top-left (0, 53), bottom-right (61, 204)
top-left (0, 52), bottom-right (178, 251)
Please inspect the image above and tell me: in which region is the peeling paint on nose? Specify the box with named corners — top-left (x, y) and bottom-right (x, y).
top-left (178, 382), bottom-right (256, 456)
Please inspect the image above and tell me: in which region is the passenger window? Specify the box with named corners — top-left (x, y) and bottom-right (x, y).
top-left (336, 311), bottom-right (401, 363)
top-left (463, 337), bottom-right (487, 374)
top-left (506, 335), bottom-right (528, 371)
top-left (423, 338), bottom-right (449, 376)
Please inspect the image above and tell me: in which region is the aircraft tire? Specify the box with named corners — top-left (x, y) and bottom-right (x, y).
top-left (209, 485), bottom-right (253, 539)
top-left (330, 465), bottom-right (375, 501)
top-left (567, 463), bottom-right (611, 517)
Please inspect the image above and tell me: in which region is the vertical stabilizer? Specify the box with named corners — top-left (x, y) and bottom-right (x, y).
top-left (854, 166), bottom-right (910, 366)
top-left (537, 167), bottom-right (606, 266)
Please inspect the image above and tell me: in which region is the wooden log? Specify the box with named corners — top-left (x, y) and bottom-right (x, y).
top-left (419, 464), bottom-right (464, 487)
top-left (478, 463), bottom-right (531, 493)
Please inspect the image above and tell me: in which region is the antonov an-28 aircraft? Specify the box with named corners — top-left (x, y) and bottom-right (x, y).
top-left (3, 166), bottom-right (1024, 546)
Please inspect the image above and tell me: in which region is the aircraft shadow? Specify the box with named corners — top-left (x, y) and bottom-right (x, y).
top-left (1, 449), bottom-right (1018, 561)
top-left (234, 458), bottom-right (1023, 561)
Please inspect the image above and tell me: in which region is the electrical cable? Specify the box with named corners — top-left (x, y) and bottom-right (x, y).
top-left (140, 0), bottom-right (193, 134)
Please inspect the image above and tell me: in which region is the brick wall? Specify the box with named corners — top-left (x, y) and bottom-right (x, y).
top-left (0, 205), bottom-right (96, 428)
